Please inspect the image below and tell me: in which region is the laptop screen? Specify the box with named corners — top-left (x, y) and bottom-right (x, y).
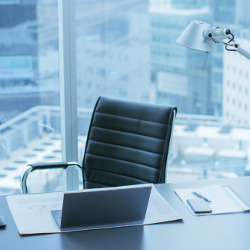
top-left (51, 184), bottom-right (152, 230)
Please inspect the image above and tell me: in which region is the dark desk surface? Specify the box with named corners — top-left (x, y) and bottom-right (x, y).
top-left (1, 176), bottom-right (250, 250)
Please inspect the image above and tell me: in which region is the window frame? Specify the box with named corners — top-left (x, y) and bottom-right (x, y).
top-left (58, 0), bottom-right (79, 190)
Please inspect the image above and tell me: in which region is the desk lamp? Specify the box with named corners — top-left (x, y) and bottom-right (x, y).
top-left (176, 20), bottom-right (250, 67)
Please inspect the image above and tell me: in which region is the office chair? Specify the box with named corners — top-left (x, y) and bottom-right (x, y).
top-left (21, 96), bottom-right (177, 193)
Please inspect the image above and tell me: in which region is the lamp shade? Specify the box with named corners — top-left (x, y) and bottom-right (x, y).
top-left (176, 20), bottom-right (215, 52)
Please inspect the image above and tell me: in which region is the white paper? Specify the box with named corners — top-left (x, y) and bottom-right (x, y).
top-left (6, 192), bottom-right (64, 235)
top-left (144, 185), bottom-right (182, 224)
top-left (175, 184), bottom-right (250, 216)
top-left (6, 185), bottom-right (181, 235)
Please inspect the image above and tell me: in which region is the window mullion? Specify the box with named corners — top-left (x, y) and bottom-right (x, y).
top-left (58, 0), bottom-right (78, 190)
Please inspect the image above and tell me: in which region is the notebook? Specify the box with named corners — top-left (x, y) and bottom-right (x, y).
top-left (51, 184), bottom-right (152, 231)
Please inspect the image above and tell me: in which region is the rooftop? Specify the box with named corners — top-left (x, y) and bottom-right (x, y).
top-left (150, 6), bottom-right (210, 16)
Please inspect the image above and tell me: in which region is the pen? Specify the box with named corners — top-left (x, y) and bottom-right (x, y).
top-left (192, 191), bottom-right (212, 202)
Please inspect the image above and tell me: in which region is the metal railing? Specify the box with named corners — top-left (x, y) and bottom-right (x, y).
top-left (0, 105), bottom-right (249, 194)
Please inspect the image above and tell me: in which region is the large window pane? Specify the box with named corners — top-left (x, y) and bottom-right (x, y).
top-left (75, 0), bottom-right (151, 172)
top-left (75, 0), bottom-right (250, 183)
top-left (0, 0), bottom-right (61, 194)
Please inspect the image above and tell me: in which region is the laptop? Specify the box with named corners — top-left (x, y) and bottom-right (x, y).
top-left (51, 184), bottom-right (152, 231)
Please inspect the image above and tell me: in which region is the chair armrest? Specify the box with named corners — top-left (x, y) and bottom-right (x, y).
top-left (21, 161), bottom-right (82, 194)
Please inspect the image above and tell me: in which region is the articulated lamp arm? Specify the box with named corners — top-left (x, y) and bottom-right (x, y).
top-left (234, 44), bottom-right (250, 60)
top-left (204, 26), bottom-right (250, 60)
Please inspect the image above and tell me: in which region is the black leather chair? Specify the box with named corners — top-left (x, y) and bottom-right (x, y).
top-left (21, 97), bottom-right (177, 193)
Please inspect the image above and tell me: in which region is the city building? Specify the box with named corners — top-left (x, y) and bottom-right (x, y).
top-left (0, 1), bottom-right (60, 126)
top-left (223, 38), bottom-right (250, 127)
top-left (150, 5), bottom-right (212, 114)
top-left (75, 0), bottom-right (151, 108)
top-left (209, 0), bottom-right (250, 116)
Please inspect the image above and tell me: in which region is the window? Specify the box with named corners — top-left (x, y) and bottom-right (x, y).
top-left (0, 1), bottom-right (61, 194)
top-left (74, 0), bottom-right (250, 183)
top-left (1, 0), bottom-right (250, 194)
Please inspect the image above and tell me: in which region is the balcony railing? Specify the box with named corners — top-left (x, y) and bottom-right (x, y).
top-left (0, 105), bottom-right (249, 194)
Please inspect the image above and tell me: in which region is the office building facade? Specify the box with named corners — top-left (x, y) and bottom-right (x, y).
top-left (150, 5), bottom-right (212, 114)
top-left (209, 0), bottom-right (250, 116)
top-left (74, 0), bottom-right (151, 108)
top-left (223, 39), bottom-right (250, 127)
top-left (0, 0), bottom-right (59, 124)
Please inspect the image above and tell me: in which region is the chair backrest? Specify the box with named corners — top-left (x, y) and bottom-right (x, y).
top-left (82, 96), bottom-right (177, 189)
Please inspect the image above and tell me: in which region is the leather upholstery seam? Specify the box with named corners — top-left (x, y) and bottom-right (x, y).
top-left (91, 125), bottom-right (167, 141)
top-left (85, 152), bottom-right (161, 171)
top-left (94, 111), bottom-right (170, 126)
top-left (85, 168), bottom-right (156, 183)
top-left (87, 139), bottom-right (163, 156)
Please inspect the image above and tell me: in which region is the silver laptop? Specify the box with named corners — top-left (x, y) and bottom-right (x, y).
top-left (51, 184), bottom-right (152, 231)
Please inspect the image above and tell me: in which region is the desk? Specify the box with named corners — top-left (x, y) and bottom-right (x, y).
top-left (1, 176), bottom-right (250, 250)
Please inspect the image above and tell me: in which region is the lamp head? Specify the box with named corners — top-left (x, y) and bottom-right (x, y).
top-left (177, 20), bottom-right (250, 61)
top-left (176, 20), bottom-right (215, 52)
